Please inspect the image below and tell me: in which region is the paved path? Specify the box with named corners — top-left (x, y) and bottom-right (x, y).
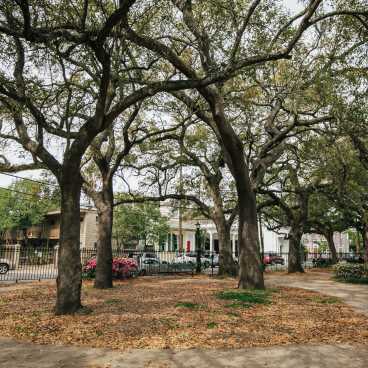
top-left (1, 338), bottom-right (368, 368)
top-left (266, 271), bottom-right (368, 315)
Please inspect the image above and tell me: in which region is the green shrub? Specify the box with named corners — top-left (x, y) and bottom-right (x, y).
top-left (333, 263), bottom-right (368, 283)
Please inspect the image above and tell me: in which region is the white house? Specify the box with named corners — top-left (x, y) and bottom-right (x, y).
top-left (158, 202), bottom-right (350, 254)
top-left (159, 203), bottom-right (287, 254)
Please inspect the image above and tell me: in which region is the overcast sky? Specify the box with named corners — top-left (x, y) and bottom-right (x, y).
top-left (0, 0), bottom-right (304, 189)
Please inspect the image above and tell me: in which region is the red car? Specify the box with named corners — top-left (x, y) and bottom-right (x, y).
top-left (263, 253), bottom-right (285, 265)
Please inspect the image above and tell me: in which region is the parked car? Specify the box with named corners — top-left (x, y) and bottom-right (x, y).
top-left (140, 252), bottom-right (159, 262)
top-left (312, 257), bottom-right (334, 267)
top-left (203, 252), bottom-right (219, 267)
top-left (173, 252), bottom-right (212, 268)
top-left (138, 258), bottom-right (194, 275)
top-left (263, 253), bottom-right (285, 265)
top-left (0, 259), bottom-right (10, 274)
top-left (342, 254), bottom-right (365, 264)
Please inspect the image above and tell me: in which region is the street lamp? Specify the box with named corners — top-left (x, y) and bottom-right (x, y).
top-left (195, 221), bottom-right (202, 273)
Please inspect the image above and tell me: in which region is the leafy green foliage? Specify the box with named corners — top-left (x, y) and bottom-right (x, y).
top-left (0, 179), bottom-right (59, 234)
top-left (333, 263), bottom-right (368, 284)
top-left (113, 200), bottom-right (169, 248)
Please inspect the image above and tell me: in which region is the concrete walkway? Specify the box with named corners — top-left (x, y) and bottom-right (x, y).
top-left (1, 338), bottom-right (368, 368)
top-left (266, 271), bottom-right (368, 316)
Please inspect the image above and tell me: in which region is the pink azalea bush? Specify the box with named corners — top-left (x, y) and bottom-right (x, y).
top-left (83, 257), bottom-right (138, 279)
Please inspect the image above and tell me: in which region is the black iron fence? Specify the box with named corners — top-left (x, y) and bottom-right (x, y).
top-left (0, 246), bottom-right (365, 282)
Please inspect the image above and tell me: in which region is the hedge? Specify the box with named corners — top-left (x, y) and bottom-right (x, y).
top-left (333, 262), bottom-right (368, 283)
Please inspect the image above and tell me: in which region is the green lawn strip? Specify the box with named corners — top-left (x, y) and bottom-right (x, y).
top-left (207, 322), bottom-right (218, 329)
top-left (175, 301), bottom-right (203, 310)
top-left (308, 295), bottom-right (341, 304)
top-left (217, 288), bottom-right (274, 309)
top-left (226, 311), bottom-right (241, 317)
top-left (104, 298), bottom-right (121, 305)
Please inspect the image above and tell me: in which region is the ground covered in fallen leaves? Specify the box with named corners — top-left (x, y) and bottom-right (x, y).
top-left (0, 276), bottom-right (367, 351)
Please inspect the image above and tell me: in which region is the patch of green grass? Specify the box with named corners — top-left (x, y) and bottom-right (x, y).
top-left (309, 296), bottom-right (341, 304)
top-left (227, 311), bottom-right (240, 317)
top-left (15, 326), bottom-right (28, 334)
top-left (207, 322), bottom-right (218, 329)
top-left (175, 301), bottom-right (202, 309)
top-left (95, 330), bottom-right (103, 337)
top-left (30, 310), bottom-right (41, 317)
top-left (104, 298), bottom-right (121, 305)
top-left (217, 289), bottom-right (272, 309)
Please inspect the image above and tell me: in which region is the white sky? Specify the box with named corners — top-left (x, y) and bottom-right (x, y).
top-left (0, 0), bottom-right (304, 189)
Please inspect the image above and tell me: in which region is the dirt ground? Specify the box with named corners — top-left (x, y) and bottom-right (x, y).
top-left (0, 275), bottom-right (368, 351)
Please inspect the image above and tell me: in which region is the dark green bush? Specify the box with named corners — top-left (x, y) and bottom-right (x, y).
top-left (333, 263), bottom-right (368, 283)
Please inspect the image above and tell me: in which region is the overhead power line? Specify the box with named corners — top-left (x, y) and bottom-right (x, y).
top-left (0, 172), bottom-right (58, 187)
top-left (0, 186), bottom-right (92, 208)
top-left (0, 173), bottom-right (93, 207)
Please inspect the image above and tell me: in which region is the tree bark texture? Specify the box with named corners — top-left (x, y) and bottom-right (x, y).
top-left (208, 94), bottom-right (264, 289)
top-left (288, 226), bottom-right (304, 273)
top-left (325, 230), bottom-right (337, 264)
top-left (94, 184), bottom-right (114, 289)
top-left (363, 223), bottom-right (368, 262)
top-left (214, 218), bottom-right (237, 277)
top-left (55, 173), bottom-right (83, 315)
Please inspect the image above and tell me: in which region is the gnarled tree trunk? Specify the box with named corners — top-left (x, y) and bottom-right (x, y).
top-left (94, 183), bottom-right (114, 289)
top-left (208, 180), bottom-right (238, 277)
top-left (237, 188), bottom-right (264, 288)
top-left (288, 225), bottom-right (304, 273)
top-left (55, 171), bottom-right (83, 315)
top-left (214, 217), bottom-right (237, 277)
top-left (363, 222), bottom-right (368, 262)
top-left (208, 93), bottom-right (264, 289)
top-left (325, 230), bottom-right (337, 264)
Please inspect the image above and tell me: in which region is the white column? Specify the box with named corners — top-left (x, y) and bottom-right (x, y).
top-left (209, 232), bottom-right (214, 253)
top-left (232, 232), bottom-right (236, 255)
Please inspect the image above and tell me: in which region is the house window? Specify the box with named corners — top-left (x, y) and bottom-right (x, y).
top-left (172, 234), bottom-right (178, 251)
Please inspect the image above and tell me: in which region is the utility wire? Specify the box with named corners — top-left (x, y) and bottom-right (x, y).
top-left (0, 186), bottom-right (92, 208)
top-left (0, 172), bottom-right (58, 187)
top-left (0, 186), bottom-right (43, 198)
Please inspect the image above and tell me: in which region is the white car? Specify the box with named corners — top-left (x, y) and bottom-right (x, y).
top-left (0, 258), bottom-right (10, 274)
top-left (173, 252), bottom-right (211, 268)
